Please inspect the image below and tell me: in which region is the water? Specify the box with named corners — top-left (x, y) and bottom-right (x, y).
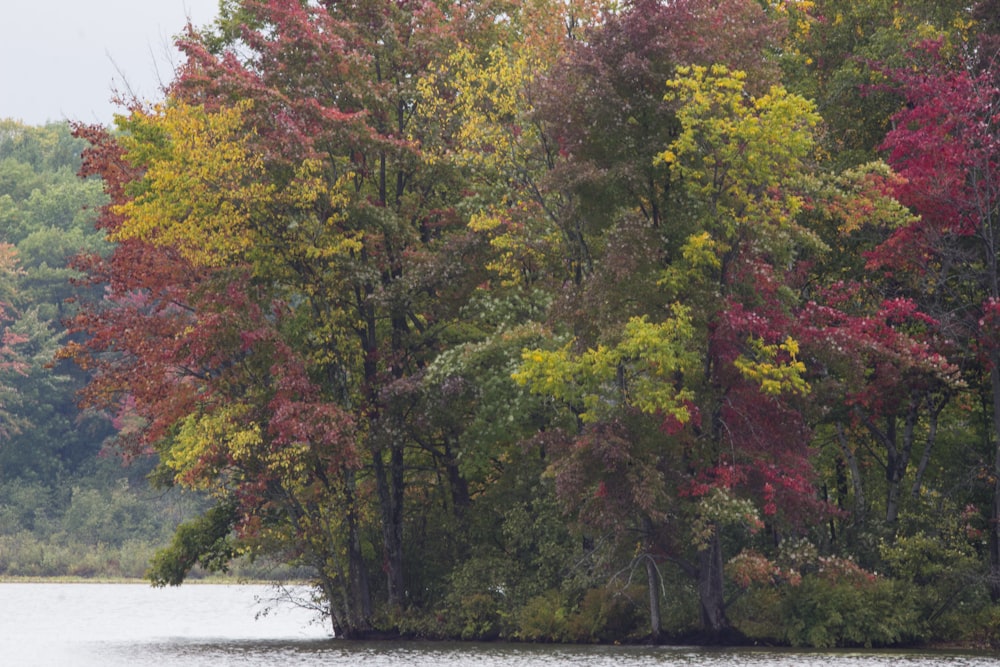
top-left (0, 583), bottom-right (995, 666)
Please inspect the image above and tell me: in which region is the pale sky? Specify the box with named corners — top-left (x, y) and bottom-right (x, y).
top-left (1, 0), bottom-right (221, 126)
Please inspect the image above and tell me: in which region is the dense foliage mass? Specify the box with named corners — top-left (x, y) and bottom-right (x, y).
top-left (5, 0), bottom-right (1000, 648)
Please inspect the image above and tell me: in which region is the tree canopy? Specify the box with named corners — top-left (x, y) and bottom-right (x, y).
top-left (23, 0), bottom-right (1000, 647)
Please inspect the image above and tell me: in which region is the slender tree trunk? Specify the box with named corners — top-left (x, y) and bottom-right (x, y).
top-left (697, 530), bottom-right (730, 642)
top-left (443, 439), bottom-right (471, 517)
top-left (373, 444), bottom-right (406, 609)
top-left (835, 422), bottom-right (866, 523)
top-left (344, 469), bottom-right (373, 634)
top-left (989, 358), bottom-right (1000, 602)
top-left (885, 409), bottom-right (917, 525)
top-left (911, 396), bottom-right (945, 498)
top-left (645, 556), bottom-right (663, 642)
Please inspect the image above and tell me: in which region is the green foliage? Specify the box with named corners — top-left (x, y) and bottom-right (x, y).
top-left (0, 119), bottom-right (110, 485)
top-left (517, 589), bottom-right (569, 641)
top-left (0, 532), bottom-right (157, 579)
top-left (442, 555), bottom-right (512, 640)
top-left (147, 502), bottom-right (239, 587)
top-left (0, 468), bottom-right (212, 579)
top-left (516, 586), bottom-right (642, 643)
top-left (565, 586), bottom-right (642, 643)
top-left (691, 488), bottom-right (764, 550)
top-left (780, 574), bottom-right (922, 648)
top-left (0, 479), bottom-right (54, 534)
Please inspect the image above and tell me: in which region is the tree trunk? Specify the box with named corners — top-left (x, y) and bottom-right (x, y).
top-left (883, 411), bottom-right (910, 525)
top-left (443, 439), bottom-right (471, 517)
top-left (697, 530), bottom-right (730, 642)
top-left (374, 443), bottom-right (406, 609)
top-left (344, 469), bottom-right (373, 634)
top-left (989, 358), bottom-right (1000, 602)
top-left (645, 556), bottom-right (663, 642)
top-left (911, 395), bottom-right (945, 498)
top-left (835, 422), bottom-right (866, 523)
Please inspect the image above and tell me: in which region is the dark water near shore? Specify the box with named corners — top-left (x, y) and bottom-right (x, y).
top-left (0, 583), bottom-right (995, 666)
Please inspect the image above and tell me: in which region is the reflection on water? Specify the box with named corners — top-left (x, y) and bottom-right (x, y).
top-left (0, 583), bottom-right (995, 667)
top-left (95, 641), bottom-right (1000, 667)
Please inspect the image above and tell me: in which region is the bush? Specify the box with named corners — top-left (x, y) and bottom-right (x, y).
top-left (0, 531), bottom-right (158, 578)
top-left (780, 573), bottom-right (922, 648)
top-left (729, 586), bottom-right (784, 642)
top-left (564, 586), bottom-right (640, 642)
top-left (516, 586), bottom-right (641, 643)
top-left (517, 589), bottom-right (569, 641)
top-left (442, 555), bottom-right (514, 640)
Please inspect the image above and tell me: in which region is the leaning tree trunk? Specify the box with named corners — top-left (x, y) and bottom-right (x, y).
top-left (640, 516), bottom-right (664, 642)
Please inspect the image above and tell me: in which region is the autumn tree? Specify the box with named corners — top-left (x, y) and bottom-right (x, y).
top-left (874, 19), bottom-right (1000, 600)
top-left (517, 61), bottom-right (831, 640)
top-left (425, 0), bottom-right (799, 639)
top-left (64, 0), bottom-right (537, 637)
top-left (778, 0), bottom-right (971, 169)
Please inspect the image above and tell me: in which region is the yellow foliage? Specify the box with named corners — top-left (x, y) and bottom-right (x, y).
top-left (165, 402), bottom-right (313, 491)
top-left (515, 304), bottom-right (697, 423)
top-left (165, 404), bottom-right (262, 488)
top-left (661, 64), bottom-right (820, 256)
top-left (680, 231), bottom-right (723, 270)
top-left (734, 336), bottom-right (810, 396)
top-left (112, 100), bottom-right (271, 266)
top-left (417, 39), bottom-right (562, 286)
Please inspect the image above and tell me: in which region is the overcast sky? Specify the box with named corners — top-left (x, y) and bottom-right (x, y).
top-left (2, 1), bottom-right (221, 126)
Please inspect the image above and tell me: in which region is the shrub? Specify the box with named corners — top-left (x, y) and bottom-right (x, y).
top-left (564, 586), bottom-right (640, 642)
top-left (780, 573), bottom-right (922, 647)
top-left (517, 589), bottom-right (569, 641)
top-left (516, 586), bottom-right (641, 643)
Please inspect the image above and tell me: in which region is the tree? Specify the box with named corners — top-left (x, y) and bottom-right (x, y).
top-left (66, 0), bottom-right (497, 636)
top-left (69, 100), bottom-right (374, 633)
top-left (874, 25), bottom-right (1000, 600)
top-left (0, 244), bottom-right (28, 441)
top-left (517, 63), bottom-right (829, 641)
top-left (778, 0), bottom-right (971, 169)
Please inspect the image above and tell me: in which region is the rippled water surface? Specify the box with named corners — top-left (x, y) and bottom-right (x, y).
top-left (0, 583), bottom-right (995, 666)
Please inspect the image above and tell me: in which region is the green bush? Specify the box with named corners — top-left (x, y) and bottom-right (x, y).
top-left (780, 573), bottom-right (922, 648)
top-left (441, 555), bottom-right (514, 639)
top-left (517, 589), bottom-right (569, 641)
top-left (516, 586), bottom-right (640, 643)
top-left (0, 531), bottom-right (158, 578)
top-left (454, 591), bottom-right (506, 640)
top-left (564, 586), bottom-right (640, 642)
top-left (963, 605), bottom-right (1000, 648)
top-left (729, 586), bottom-right (784, 642)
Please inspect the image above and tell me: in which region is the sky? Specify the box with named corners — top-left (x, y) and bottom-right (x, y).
top-left (1, 1), bottom-right (222, 126)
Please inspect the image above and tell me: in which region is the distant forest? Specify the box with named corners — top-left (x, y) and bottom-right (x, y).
top-left (4, 0), bottom-right (1000, 648)
top-left (0, 120), bottom-right (196, 577)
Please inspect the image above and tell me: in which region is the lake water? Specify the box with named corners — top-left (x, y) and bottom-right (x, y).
top-left (0, 583), bottom-right (996, 666)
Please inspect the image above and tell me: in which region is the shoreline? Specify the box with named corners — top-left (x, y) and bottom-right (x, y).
top-left (1, 578), bottom-right (994, 652)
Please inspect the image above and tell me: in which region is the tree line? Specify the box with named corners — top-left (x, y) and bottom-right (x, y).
top-left (5, 0), bottom-right (1000, 647)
